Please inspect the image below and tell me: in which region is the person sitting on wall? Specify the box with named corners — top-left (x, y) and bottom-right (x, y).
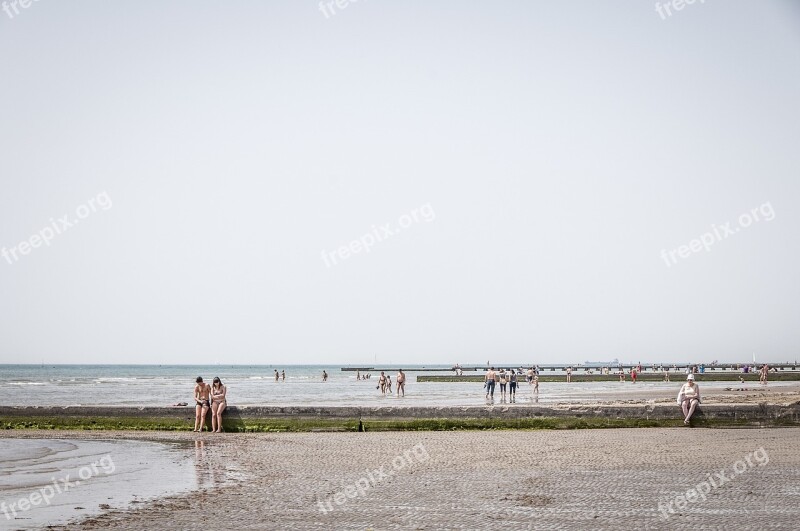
top-left (677, 374), bottom-right (701, 426)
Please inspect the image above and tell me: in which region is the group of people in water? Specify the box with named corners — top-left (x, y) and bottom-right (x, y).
top-left (375, 370), bottom-right (406, 396)
top-left (484, 367), bottom-right (539, 403)
top-left (271, 369), bottom-right (330, 382)
top-left (193, 376), bottom-right (227, 432)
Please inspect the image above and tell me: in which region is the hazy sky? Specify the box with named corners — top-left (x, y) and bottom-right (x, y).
top-left (1, 1), bottom-right (799, 366)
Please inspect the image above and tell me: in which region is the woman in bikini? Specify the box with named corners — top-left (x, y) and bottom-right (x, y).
top-left (677, 374), bottom-right (701, 425)
top-left (210, 377), bottom-right (227, 433)
top-left (194, 377), bottom-right (211, 432)
top-left (498, 369), bottom-right (508, 402)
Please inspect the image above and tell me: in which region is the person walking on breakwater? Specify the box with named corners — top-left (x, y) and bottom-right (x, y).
top-left (677, 374), bottom-right (701, 425)
top-left (210, 377), bottom-right (227, 433)
top-left (509, 369), bottom-right (518, 403)
top-left (397, 369), bottom-right (406, 397)
top-left (194, 377), bottom-right (211, 432)
top-left (485, 367), bottom-right (496, 401)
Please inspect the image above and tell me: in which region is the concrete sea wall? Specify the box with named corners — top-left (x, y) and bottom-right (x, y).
top-left (2, 403), bottom-right (800, 431)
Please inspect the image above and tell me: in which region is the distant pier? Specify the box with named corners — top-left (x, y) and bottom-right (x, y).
top-left (342, 363), bottom-right (798, 373)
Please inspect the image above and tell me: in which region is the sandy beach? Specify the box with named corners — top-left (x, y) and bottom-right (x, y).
top-left (0, 427), bottom-right (796, 530)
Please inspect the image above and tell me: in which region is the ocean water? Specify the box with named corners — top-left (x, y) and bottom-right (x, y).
top-left (0, 364), bottom-right (780, 407)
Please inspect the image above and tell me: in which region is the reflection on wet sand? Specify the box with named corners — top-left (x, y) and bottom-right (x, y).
top-left (193, 440), bottom-right (230, 489)
top-left (0, 439), bottom-right (196, 530)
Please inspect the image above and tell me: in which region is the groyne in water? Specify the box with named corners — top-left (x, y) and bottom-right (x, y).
top-left (418, 373), bottom-right (800, 383)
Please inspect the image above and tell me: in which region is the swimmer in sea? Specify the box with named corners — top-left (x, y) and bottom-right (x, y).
top-left (194, 376), bottom-right (211, 432)
top-left (396, 369), bottom-right (406, 397)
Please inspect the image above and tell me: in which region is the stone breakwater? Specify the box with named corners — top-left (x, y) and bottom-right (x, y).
top-left (2, 403), bottom-right (800, 431)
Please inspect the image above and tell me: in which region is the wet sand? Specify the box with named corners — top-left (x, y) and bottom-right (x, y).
top-left (0, 436), bottom-right (240, 529)
top-left (3, 428), bottom-right (797, 530)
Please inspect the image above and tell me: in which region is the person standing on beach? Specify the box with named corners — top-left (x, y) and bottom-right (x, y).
top-left (397, 369), bottom-right (406, 397)
top-left (194, 377), bottom-right (211, 432)
top-left (485, 367), bottom-right (496, 401)
top-left (509, 370), bottom-right (517, 403)
top-left (210, 377), bottom-right (227, 433)
top-left (677, 374), bottom-right (701, 425)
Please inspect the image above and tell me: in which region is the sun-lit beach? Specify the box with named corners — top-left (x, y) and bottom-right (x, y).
top-left (3, 0), bottom-right (799, 528)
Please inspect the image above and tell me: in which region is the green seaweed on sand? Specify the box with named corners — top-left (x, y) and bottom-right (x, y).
top-left (0, 415), bottom-right (779, 432)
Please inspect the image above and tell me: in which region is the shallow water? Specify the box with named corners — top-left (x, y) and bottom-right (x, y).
top-left (0, 438), bottom-right (227, 529)
top-left (0, 364), bottom-right (789, 407)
